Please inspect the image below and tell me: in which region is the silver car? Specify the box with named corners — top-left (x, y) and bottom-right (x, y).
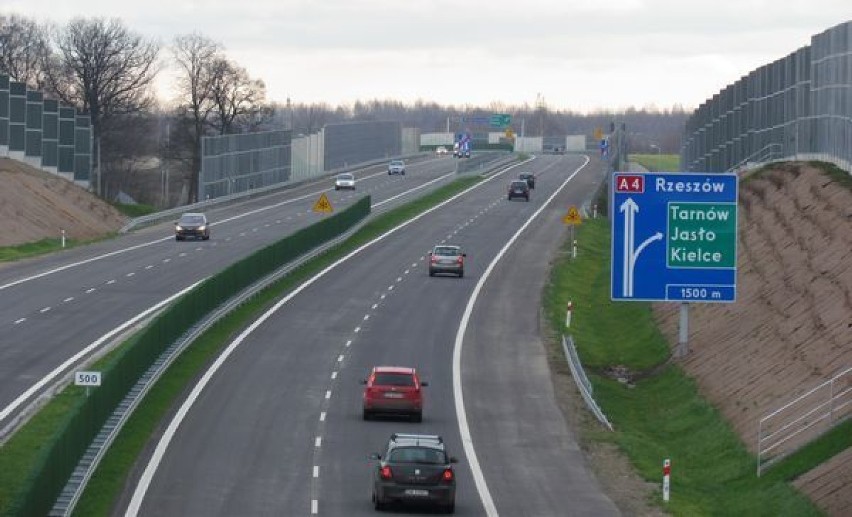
top-left (335, 173), bottom-right (356, 190)
top-left (428, 245), bottom-right (466, 278)
top-left (388, 160), bottom-right (406, 175)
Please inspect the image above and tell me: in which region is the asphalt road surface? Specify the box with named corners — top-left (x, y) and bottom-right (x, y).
top-left (0, 156), bottom-right (460, 436)
top-left (122, 154), bottom-right (620, 516)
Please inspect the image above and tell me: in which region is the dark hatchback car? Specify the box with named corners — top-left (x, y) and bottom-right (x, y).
top-left (174, 212), bottom-right (210, 241)
top-left (519, 171), bottom-right (536, 189)
top-left (507, 180), bottom-right (530, 201)
top-left (371, 433), bottom-right (458, 513)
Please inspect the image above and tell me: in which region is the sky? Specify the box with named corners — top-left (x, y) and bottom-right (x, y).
top-left (4, 1), bottom-right (851, 113)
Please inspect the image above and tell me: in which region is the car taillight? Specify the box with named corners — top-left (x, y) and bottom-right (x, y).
top-left (430, 256), bottom-right (438, 264)
top-left (380, 466), bottom-right (393, 480)
top-left (442, 468), bottom-right (454, 482)
top-left (456, 256), bottom-right (463, 264)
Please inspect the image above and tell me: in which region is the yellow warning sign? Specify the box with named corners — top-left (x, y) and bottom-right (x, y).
top-left (562, 206), bottom-right (582, 225)
top-left (312, 192), bottom-right (334, 213)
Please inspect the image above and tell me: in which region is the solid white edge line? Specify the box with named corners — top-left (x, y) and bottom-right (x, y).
top-left (0, 280), bottom-right (206, 424)
top-left (452, 155), bottom-right (589, 517)
top-left (125, 156), bottom-right (538, 515)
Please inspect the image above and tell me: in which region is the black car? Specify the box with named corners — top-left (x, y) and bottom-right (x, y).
top-left (174, 212), bottom-right (210, 241)
top-left (507, 180), bottom-right (530, 201)
top-left (519, 171), bottom-right (536, 189)
top-left (371, 433), bottom-right (457, 513)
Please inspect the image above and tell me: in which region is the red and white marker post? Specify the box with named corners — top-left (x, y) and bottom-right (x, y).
top-left (663, 459), bottom-right (671, 502)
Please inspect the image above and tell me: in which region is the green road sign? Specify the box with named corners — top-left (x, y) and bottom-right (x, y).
top-left (489, 114), bottom-right (511, 128)
top-left (666, 202), bottom-right (737, 268)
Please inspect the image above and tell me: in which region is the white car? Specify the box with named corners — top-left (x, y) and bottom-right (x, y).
top-left (436, 146), bottom-right (448, 155)
top-left (388, 160), bottom-right (406, 175)
top-left (335, 173), bottom-right (356, 190)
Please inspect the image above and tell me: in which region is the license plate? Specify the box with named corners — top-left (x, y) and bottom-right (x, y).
top-left (384, 392), bottom-right (404, 398)
top-left (440, 259), bottom-right (455, 264)
top-left (405, 489), bottom-right (428, 496)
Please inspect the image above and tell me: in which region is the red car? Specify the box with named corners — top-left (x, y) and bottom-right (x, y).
top-left (362, 366), bottom-right (428, 422)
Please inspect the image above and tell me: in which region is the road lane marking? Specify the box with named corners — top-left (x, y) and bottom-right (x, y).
top-left (345, 340), bottom-right (352, 347)
top-left (452, 155), bottom-right (587, 517)
top-left (63, 297), bottom-right (74, 303)
top-left (107, 280), bottom-right (116, 285)
top-left (40, 307), bottom-right (51, 313)
top-left (14, 318), bottom-right (26, 325)
top-left (331, 371), bottom-right (337, 379)
top-left (0, 281), bottom-right (204, 427)
top-left (320, 412), bottom-right (326, 422)
top-left (325, 390), bottom-right (331, 399)
top-left (315, 437), bottom-right (322, 447)
top-left (86, 288), bottom-right (96, 293)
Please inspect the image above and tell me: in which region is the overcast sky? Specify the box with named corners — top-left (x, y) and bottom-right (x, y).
top-left (4, 1), bottom-right (850, 112)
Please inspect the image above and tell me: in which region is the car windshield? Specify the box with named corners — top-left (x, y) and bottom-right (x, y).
top-left (388, 447), bottom-right (446, 465)
top-left (179, 215), bottom-right (204, 224)
top-left (433, 247), bottom-right (459, 256)
top-left (338, 174), bottom-right (353, 180)
top-left (512, 181), bottom-right (527, 188)
top-left (374, 373), bottom-right (415, 386)
top-left (390, 161), bottom-right (403, 166)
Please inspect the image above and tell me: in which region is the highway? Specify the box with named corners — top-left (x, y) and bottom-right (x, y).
top-left (121, 154), bottom-right (620, 516)
top-left (0, 156), bottom-right (460, 436)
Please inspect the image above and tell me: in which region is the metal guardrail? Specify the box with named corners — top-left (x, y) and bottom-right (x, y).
top-left (562, 335), bottom-right (613, 431)
top-left (757, 365), bottom-right (852, 476)
top-left (728, 143), bottom-right (783, 174)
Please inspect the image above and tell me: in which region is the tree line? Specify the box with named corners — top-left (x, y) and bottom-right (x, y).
top-left (1, 13), bottom-right (689, 206)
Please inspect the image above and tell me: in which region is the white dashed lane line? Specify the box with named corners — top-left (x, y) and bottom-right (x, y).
top-left (40, 307), bottom-right (51, 313)
top-left (14, 318), bottom-right (26, 325)
top-left (315, 437), bottom-right (322, 447)
top-left (162, 258), bottom-right (171, 263)
top-left (313, 466), bottom-right (319, 478)
top-left (363, 314), bottom-right (369, 321)
top-left (106, 280), bottom-right (116, 285)
top-left (126, 272), bottom-right (135, 277)
top-left (145, 265), bottom-right (154, 270)
top-left (320, 412), bottom-right (326, 422)
top-left (86, 288), bottom-right (96, 293)
top-left (331, 372), bottom-right (337, 379)
top-left (345, 340), bottom-right (352, 347)
top-left (324, 390), bottom-right (331, 399)
top-left (63, 297), bottom-right (74, 303)
top-left (337, 354), bottom-right (344, 362)
top-left (371, 303), bottom-right (378, 310)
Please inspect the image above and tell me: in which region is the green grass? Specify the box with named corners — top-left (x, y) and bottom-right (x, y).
top-left (112, 202), bottom-right (157, 218)
top-left (0, 172), bottom-right (488, 517)
top-left (543, 218), bottom-right (826, 516)
top-left (0, 235), bottom-right (115, 263)
top-left (631, 153), bottom-right (681, 172)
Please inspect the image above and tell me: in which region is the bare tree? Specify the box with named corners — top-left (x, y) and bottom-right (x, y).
top-left (0, 14), bottom-right (51, 90)
top-left (42, 17), bottom-right (159, 194)
top-left (209, 58), bottom-right (268, 135)
top-left (172, 32), bottom-right (222, 203)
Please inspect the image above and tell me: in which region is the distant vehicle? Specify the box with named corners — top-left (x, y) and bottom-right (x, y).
top-left (519, 171), bottom-right (536, 189)
top-left (174, 212), bottom-right (210, 241)
top-left (335, 173), bottom-right (356, 190)
top-left (435, 146), bottom-right (448, 155)
top-left (361, 366), bottom-right (427, 421)
top-left (508, 180), bottom-right (530, 201)
top-left (452, 142), bottom-right (460, 157)
top-left (371, 433), bottom-right (458, 513)
top-left (428, 245), bottom-right (466, 278)
top-left (388, 160), bottom-right (406, 175)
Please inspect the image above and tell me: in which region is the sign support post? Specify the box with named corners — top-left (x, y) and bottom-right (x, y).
top-left (677, 303), bottom-right (689, 357)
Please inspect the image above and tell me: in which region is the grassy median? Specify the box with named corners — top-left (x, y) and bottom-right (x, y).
top-left (542, 217), bottom-right (840, 516)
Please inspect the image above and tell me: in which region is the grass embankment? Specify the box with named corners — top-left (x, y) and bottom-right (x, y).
top-left (631, 154), bottom-right (681, 172)
top-left (0, 174), bottom-right (485, 517)
top-left (542, 217), bottom-right (828, 516)
top-left (0, 203), bottom-right (153, 263)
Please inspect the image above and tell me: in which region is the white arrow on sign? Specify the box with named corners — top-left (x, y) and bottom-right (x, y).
top-left (620, 197), bottom-right (663, 297)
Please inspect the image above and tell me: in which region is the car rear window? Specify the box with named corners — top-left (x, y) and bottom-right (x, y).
top-left (338, 174), bottom-right (353, 180)
top-left (179, 215), bottom-right (204, 224)
top-left (434, 247), bottom-right (459, 256)
top-left (374, 373), bottom-right (416, 386)
top-left (388, 447), bottom-right (446, 464)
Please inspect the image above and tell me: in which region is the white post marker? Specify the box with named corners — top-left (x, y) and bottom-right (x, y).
top-left (75, 370), bottom-right (101, 397)
top-left (61, 229), bottom-right (66, 248)
top-left (663, 459), bottom-right (671, 502)
top-left (572, 239), bottom-right (577, 259)
top-left (565, 300), bottom-right (573, 328)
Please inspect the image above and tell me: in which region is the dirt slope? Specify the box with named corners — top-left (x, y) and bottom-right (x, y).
top-left (653, 163), bottom-right (852, 516)
top-left (0, 158), bottom-right (127, 247)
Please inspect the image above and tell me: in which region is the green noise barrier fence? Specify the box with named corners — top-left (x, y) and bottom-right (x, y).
top-left (11, 196), bottom-right (371, 516)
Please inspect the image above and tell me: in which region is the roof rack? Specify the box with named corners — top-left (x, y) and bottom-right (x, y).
top-left (390, 433), bottom-right (443, 444)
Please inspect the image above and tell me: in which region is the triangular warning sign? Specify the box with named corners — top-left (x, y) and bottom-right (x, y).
top-left (313, 192), bottom-right (334, 213)
top-left (562, 206), bottom-right (582, 225)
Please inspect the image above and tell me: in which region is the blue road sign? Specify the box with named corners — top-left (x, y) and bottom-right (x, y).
top-left (611, 172), bottom-right (738, 303)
